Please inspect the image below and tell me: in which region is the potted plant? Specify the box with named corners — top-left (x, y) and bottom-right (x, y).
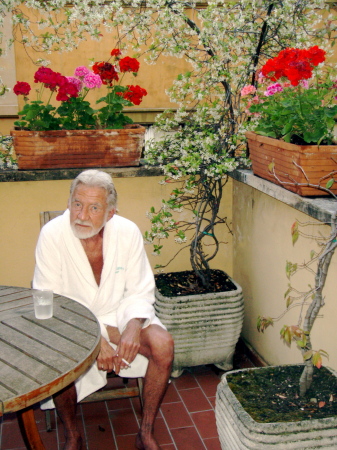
top-left (139, 3), bottom-right (337, 376)
top-left (241, 46), bottom-right (337, 196)
top-left (11, 49), bottom-right (147, 169)
top-left (216, 183), bottom-right (337, 448)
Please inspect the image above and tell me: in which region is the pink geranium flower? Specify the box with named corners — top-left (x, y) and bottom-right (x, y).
top-left (83, 72), bottom-right (102, 89)
top-left (240, 85), bottom-right (257, 97)
top-left (264, 83), bottom-right (283, 96)
top-left (74, 66), bottom-right (90, 78)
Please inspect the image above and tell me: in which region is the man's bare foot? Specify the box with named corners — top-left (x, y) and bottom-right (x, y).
top-left (64, 434), bottom-right (82, 450)
top-left (136, 431), bottom-right (160, 450)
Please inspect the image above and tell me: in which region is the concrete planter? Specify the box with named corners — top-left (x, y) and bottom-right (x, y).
top-left (216, 366), bottom-right (337, 449)
top-left (154, 273), bottom-right (244, 377)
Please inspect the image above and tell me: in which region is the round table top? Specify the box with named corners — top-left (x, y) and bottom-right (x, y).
top-left (0, 285), bottom-right (101, 414)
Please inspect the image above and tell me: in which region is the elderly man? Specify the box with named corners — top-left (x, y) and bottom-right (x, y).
top-left (33, 169), bottom-right (174, 450)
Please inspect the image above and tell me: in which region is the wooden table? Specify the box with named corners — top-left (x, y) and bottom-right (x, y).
top-left (0, 285), bottom-right (101, 449)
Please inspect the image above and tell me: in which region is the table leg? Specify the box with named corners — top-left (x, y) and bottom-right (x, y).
top-left (17, 407), bottom-right (45, 450)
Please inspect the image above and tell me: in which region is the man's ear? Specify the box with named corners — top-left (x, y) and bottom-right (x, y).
top-left (107, 209), bottom-right (115, 220)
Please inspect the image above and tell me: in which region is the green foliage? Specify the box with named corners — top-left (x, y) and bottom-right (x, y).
top-left (55, 97), bottom-right (96, 130)
top-left (249, 84), bottom-right (337, 145)
top-left (257, 315), bottom-right (274, 333)
top-left (15, 101), bottom-right (60, 131)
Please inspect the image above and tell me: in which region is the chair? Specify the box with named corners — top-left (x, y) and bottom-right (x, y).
top-left (40, 210), bottom-right (143, 430)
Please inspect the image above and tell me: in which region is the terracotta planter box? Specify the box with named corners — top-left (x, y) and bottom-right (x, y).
top-left (246, 131), bottom-right (337, 196)
top-left (154, 273), bottom-right (244, 377)
top-left (11, 124), bottom-right (145, 170)
top-left (216, 365), bottom-right (337, 449)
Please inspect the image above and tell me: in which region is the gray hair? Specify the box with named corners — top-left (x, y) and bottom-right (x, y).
top-left (70, 170), bottom-right (118, 210)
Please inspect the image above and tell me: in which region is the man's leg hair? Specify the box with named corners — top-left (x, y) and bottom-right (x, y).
top-left (136, 325), bottom-right (174, 450)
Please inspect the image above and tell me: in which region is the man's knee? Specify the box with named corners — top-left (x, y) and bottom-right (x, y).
top-left (143, 325), bottom-right (174, 365)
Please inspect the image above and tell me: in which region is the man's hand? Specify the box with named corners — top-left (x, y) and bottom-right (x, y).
top-left (96, 336), bottom-right (118, 372)
top-left (107, 318), bottom-right (145, 374)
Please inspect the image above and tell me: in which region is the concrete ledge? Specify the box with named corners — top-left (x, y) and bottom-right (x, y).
top-left (231, 169), bottom-right (337, 224)
top-left (0, 162), bottom-right (162, 183)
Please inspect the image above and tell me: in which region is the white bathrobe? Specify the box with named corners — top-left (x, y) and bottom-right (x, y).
top-left (33, 209), bottom-right (164, 407)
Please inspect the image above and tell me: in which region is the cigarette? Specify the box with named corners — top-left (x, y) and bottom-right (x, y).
top-left (121, 357), bottom-right (131, 368)
top-left (115, 353), bottom-right (131, 368)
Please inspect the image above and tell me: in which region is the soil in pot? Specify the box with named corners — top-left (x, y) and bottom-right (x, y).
top-left (227, 365), bottom-right (337, 423)
top-left (155, 269), bottom-right (236, 297)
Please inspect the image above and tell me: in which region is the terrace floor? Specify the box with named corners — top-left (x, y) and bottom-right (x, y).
top-left (0, 340), bottom-right (257, 450)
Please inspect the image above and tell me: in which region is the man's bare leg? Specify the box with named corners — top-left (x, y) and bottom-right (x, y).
top-left (136, 326), bottom-right (174, 450)
top-left (108, 324), bottom-right (174, 450)
top-left (53, 383), bottom-right (82, 450)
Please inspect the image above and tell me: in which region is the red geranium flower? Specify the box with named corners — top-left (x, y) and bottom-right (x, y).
top-left (261, 46), bottom-right (326, 86)
top-left (119, 57), bottom-right (140, 73)
top-left (92, 61), bottom-right (119, 85)
top-left (111, 49), bottom-right (122, 58)
top-left (34, 67), bottom-right (66, 90)
top-left (307, 45), bottom-right (326, 66)
top-left (122, 85), bottom-right (147, 105)
top-left (13, 81), bottom-right (31, 96)
top-left (56, 80), bottom-right (79, 101)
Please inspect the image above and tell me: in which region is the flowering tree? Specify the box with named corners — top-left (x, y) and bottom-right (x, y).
top-left (1, 0), bottom-right (337, 287)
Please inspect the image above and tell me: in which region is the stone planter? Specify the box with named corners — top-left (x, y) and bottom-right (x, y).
top-left (246, 131), bottom-right (337, 197)
top-left (216, 365), bottom-right (337, 449)
top-left (154, 273), bottom-right (244, 377)
top-left (11, 124), bottom-right (145, 170)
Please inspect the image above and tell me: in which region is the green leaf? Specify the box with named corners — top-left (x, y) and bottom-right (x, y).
top-left (286, 297), bottom-right (293, 308)
top-left (326, 179), bottom-right (335, 189)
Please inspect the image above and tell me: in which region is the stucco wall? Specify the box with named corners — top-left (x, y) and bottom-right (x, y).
top-left (0, 174), bottom-right (233, 288)
top-left (233, 179), bottom-right (337, 371)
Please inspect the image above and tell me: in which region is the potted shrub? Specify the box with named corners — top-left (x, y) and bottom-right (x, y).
top-left (241, 46), bottom-right (337, 196)
top-left (10, 49), bottom-right (147, 169)
top-left (216, 184), bottom-right (337, 448)
top-left (138, 2), bottom-right (337, 376)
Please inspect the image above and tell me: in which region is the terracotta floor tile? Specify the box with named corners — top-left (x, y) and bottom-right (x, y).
top-left (39, 429), bottom-right (60, 450)
top-left (191, 410), bottom-right (218, 439)
top-left (195, 372), bottom-right (222, 398)
top-left (162, 382), bottom-right (180, 403)
top-left (172, 372), bottom-right (199, 390)
top-left (115, 433), bottom-right (138, 449)
top-left (153, 417), bottom-right (173, 446)
top-left (109, 408), bottom-right (139, 436)
top-left (170, 426), bottom-right (205, 450)
top-left (86, 423), bottom-right (117, 449)
top-left (81, 401), bottom-right (108, 419)
top-left (208, 396), bottom-right (216, 409)
top-left (160, 402), bottom-right (193, 429)
top-left (130, 397), bottom-right (143, 418)
top-left (107, 397), bottom-right (133, 411)
top-left (179, 387), bottom-right (212, 413)
top-left (1, 420), bottom-right (26, 448)
top-left (203, 436), bottom-right (222, 450)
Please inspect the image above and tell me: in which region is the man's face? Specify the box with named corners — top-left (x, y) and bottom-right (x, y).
top-left (69, 184), bottom-right (114, 239)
